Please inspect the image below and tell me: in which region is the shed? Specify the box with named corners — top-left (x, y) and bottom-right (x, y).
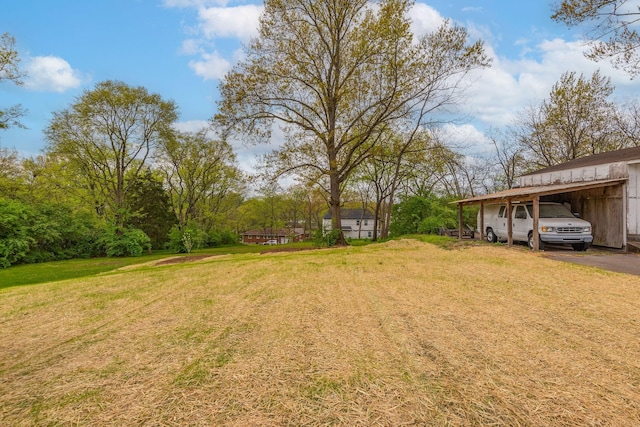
top-left (455, 146), bottom-right (640, 251)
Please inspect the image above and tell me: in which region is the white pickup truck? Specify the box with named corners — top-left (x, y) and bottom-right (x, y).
top-left (480, 202), bottom-right (593, 251)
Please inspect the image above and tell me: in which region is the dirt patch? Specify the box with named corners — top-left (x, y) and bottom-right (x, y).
top-left (154, 255), bottom-right (216, 266)
top-left (259, 246), bottom-right (320, 254)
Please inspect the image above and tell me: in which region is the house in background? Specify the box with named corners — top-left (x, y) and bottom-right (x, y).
top-left (322, 208), bottom-right (379, 239)
top-left (241, 228), bottom-right (308, 245)
top-left (456, 146), bottom-right (640, 251)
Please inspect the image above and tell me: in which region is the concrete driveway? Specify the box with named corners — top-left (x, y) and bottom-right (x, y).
top-left (543, 246), bottom-right (640, 276)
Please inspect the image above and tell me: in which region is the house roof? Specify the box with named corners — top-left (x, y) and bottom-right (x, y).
top-left (242, 228), bottom-right (306, 236)
top-left (522, 146), bottom-right (640, 176)
top-left (323, 208), bottom-right (375, 220)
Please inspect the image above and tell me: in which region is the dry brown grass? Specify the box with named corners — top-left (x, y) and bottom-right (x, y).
top-left (1, 239), bottom-right (639, 426)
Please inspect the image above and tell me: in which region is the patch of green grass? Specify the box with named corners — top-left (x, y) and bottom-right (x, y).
top-left (0, 254), bottom-right (169, 290)
top-left (0, 243), bottom-right (314, 289)
top-left (305, 376), bottom-right (345, 400)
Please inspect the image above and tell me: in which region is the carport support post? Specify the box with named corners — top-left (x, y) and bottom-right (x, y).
top-left (533, 196), bottom-right (540, 251)
top-left (479, 202), bottom-right (485, 241)
top-left (507, 199), bottom-right (513, 247)
top-left (458, 203), bottom-right (464, 240)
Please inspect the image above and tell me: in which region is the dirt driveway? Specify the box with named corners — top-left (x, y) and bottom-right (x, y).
top-left (544, 246), bottom-right (640, 276)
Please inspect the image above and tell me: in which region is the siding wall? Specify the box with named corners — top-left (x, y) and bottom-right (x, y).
top-left (521, 162), bottom-right (629, 249)
top-left (628, 164), bottom-right (640, 237)
top-left (520, 163), bottom-right (628, 187)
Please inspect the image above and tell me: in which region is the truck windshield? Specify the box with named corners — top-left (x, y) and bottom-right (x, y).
top-left (525, 204), bottom-right (575, 218)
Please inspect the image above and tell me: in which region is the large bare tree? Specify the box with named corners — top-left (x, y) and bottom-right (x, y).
top-left (215, 0), bottom-right (489, 245)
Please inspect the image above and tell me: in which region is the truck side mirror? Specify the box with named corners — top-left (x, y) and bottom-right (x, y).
top-left (573, 212), bottom-right (581, 218)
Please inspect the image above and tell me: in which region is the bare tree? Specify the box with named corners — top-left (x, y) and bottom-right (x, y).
top-left (486, 128), bottom-right (525, 190)
top-left (0, 33), bottom-right (27, 131)
top-left (516, 70), bottom-right (620, 168)
top-left (552, 0), bottom-right (640, 77)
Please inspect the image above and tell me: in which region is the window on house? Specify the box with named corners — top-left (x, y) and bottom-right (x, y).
top-left (356, 220), bottom-right (360, 226)
top-left (364, 220), bottom-right (368, 226)
top-left (368, 231), bottom-right (372, 238)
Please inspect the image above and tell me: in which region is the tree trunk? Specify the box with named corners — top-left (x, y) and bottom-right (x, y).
top-left (329, 168), bottom-right (347, 246)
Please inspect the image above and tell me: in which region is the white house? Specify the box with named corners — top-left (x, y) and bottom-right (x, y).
top-left (322, 208), bottom-right (379, 239)
top-left (456, 146), bottom-right (640, 251)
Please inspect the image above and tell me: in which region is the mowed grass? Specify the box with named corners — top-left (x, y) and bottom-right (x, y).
top-left (0, 243), bottom-right (316, 289)
top-left (1, 240), bottom-right (639, 425)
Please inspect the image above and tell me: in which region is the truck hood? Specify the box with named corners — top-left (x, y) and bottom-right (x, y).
top-left (539, 217), bottom-right (591, 227)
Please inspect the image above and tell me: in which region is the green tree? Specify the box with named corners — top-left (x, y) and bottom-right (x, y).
top-left (126, 169), bottom-right (176, 250)
top-left (45, 80), bottom-right (178, 228)
top-left (0, 33), bottom-right (27, 132)
top-left (552, 0), bottom-right (640, 77)
top-left (0, 145), bottom-right (24, 198)
top-left (215, 0), bottom-right (489, 245)
top-left (156, 129), bottom-right (243, 231)
top-left (516, 70), bottom-right (620, 168)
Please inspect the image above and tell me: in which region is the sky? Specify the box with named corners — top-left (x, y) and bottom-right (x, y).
top-left (1, 0), bottom-right (639, 172)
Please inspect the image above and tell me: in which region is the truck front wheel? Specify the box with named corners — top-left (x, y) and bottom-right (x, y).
top-left (486, 228), bottom-right (497, 243)
top-left (528, 232), bottom-right (544, 250)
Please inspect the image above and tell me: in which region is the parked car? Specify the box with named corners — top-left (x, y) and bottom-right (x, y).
top-left (263, 239), bottom-right (278, 245)
top-left (479, 202), bottom-right (593, 251)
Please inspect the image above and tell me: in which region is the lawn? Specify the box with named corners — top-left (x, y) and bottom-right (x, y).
top-left (0, 242), bottom-right (316, 289)
top-left (1, 239), bottom-right (639, 425)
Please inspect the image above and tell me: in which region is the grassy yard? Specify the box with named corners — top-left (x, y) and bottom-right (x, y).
top-left (1, 239), bottom-right (639, 425)
top-left (0, 242), bottom-right (316, 289)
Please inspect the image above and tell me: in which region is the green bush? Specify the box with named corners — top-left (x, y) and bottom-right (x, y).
top-left (391, 195), bottom-right (477, 236)
top-left (0, 199), bottom-right (35, 268)
top-left (313, 227), bottom-right (341, 247)
top-left (99, 227), bottom-right (150, 257)
top-left (208, 229), bottom-right (238, 246)
top-left (168, 223), bottom-right (207, 253)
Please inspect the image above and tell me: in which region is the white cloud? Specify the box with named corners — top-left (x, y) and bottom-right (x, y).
top-left (24, 56), bottom-right (84, 92)
top-left (171, 3), bottom-right (262, 82)
top-left (172, 120), bottom-right (211, 133)
top-left (180, 38), bottom-right (202, 55)
top-left (457, 35), bottom-right (640, 132)
top-left (198, 5), bottom-right (262, 41)
top-left (188, 51), bottom-right (232, 80)
top-left (439, 123), bottom-right (492, 154)
top-left (408, 3), bottom-right (444, 37)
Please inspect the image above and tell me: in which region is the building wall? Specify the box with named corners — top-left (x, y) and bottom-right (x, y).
top-left (520, 163), bottom-right (630, 249)
top-left (628, 163), bottom-right (640, 238)
top-left (322, 217), bottom-right (378, 239)
top-left (520, 163), bottom-right (628, 187)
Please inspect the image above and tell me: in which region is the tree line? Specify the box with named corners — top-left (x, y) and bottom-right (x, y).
top-left (2, 0), bottom-right (640, 266)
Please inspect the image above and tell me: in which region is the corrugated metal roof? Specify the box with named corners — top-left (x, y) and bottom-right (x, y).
top-left (522, 146), bottom-right (640, 176)
top-left (455, 178), bottom-right (626, 205)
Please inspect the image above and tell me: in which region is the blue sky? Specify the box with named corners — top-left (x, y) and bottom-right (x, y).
top-left (1, 0), bottom-right (638, 171)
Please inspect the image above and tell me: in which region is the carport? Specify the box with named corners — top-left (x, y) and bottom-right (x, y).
top-left (454, 179), bottom-right (626, 251)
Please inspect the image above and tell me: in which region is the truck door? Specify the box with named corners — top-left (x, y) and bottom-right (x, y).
top-left (512, 205), bottom-right (528, 241)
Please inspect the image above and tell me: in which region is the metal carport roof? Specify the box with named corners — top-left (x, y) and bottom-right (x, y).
top-left (455, 178), bottom-right (627, 206)
top-left (451, 178), bottom-right (627, 251)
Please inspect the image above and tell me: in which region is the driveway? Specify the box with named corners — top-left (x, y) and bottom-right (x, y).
top-left (543, 246), bottom-right (640, 276)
